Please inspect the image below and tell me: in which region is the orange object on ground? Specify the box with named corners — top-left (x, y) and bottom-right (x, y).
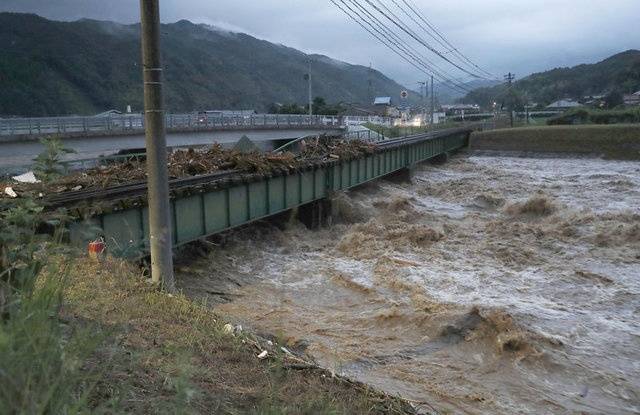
top-left (88, 239), bottom-right (106, 259)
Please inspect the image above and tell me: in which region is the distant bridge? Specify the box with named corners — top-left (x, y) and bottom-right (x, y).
top-left (0, 113), bottom-right (394, 142)
top-left (0, 114), bottom-right (393, 175)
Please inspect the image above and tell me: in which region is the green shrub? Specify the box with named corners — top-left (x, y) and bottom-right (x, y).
top-left (33, 137), bottom-right (76, 183)
top-left (547, 109), bottom-right (589, 125)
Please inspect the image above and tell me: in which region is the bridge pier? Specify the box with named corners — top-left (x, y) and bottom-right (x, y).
top-left (297, 198), bottom-right (333, 229)
top-left (430, 151), bottom-right (450, 164)
top-left (385, 164), bottom-right (417, 183)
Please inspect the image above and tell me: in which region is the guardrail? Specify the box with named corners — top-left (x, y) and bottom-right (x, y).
top-left (342, 129), bottom-right (386, 142)
top-left (0, 113), bottom-right (342, 138)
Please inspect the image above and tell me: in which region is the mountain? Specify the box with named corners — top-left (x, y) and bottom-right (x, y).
top-left (436, 79), bottom-right (500, 104)
top-left (462, 50), bottom-right (640, 108)
top-left (0, 13), bottom-right (412, 117)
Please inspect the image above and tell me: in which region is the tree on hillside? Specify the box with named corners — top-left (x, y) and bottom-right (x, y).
top-left (604, 90), bottom-right (624, 109)
top-left (269, 97), bottom-right (345, 115)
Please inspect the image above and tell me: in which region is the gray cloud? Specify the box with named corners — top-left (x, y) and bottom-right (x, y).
top-left (2, 0), bottom-right (638, 84)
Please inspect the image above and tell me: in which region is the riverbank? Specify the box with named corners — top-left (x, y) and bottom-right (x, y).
top-left (2, 255), bottom-right (415, 414)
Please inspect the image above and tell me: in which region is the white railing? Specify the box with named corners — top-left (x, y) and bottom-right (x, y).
top-left (0, 113), bottom-right (342, 137)
top-left (343, 115), bottom-right (394, 127)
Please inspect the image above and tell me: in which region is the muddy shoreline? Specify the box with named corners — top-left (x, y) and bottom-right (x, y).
top-left (178, 155), bottom-right (640, 414)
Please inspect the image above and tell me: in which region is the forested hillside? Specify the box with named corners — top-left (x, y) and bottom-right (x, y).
top-left (463, 50), bottom-right (640, 108)
top-left (0, 13), bottom-right (410, 116)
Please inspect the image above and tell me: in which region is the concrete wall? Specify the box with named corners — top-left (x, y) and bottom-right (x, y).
top-left (470, 124), bottom-right (640, 160)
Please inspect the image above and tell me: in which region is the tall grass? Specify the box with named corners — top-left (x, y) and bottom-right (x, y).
top-left (0, 268), bottom-right (103, 414)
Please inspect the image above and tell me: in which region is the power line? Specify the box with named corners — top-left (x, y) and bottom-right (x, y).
top-left (360, 0), bottom-right (486, 79)
top-left (333, 0), bottom-right (471, 94)
top-left (398, 0), bottom-right (497, 79)
top-left (389, 0), bottom-right (497, 79)
top-left (344, 0), bottom-right (469, 92)
top-left (348, 0), bottom-right (471, 91)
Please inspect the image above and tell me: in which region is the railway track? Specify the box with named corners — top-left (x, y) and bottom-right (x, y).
top-left (44, 169), bottom-right (242, 208)
top-left (44, 128), bottom-right (473, 209)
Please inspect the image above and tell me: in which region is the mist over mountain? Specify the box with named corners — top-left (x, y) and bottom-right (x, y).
top-left (0, 13), bottom-right (413, 117)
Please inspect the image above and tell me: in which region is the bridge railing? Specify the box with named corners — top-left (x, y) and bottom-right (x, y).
top-left (343, 115), bottom-right (394, 127)
top-left (0, 113), bottom-right (342, 137)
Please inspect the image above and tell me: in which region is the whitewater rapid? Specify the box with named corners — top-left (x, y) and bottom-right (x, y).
top-left (178, 155), bottom-right (640, 414)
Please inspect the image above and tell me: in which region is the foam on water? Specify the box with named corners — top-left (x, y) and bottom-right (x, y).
top-left (178, 155), bottom-right (640, 414)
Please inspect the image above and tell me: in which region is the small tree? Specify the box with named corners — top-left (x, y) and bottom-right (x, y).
top-left (33, 138), bottom-right (75, 183)
top-left (604, 90), bottom-right (623, 109)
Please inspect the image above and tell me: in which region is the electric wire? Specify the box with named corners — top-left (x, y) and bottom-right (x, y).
top-left (345, 0), bottom-right (472, 93)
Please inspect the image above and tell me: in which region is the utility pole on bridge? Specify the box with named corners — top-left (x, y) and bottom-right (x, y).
top-left (140, 0), bottom-right (175, 291)
top-left (418, 81), bottom-right (427, 127)
top-left (430, 75), bottom-right (435, 127)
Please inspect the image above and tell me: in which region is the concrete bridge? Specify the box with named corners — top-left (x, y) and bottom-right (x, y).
top-left (0, 113), bottom-right (392, 175)
top-left (0, 113), bottom-right (346, 141)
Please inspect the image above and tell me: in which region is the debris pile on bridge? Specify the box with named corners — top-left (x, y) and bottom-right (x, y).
top-left (298, 136), bottom-right (376, 161)
top-left (1, 138), bottom-right (376, 199)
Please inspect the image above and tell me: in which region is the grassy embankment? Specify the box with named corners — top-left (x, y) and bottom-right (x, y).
top-left (470, 124), bottom-right (640, 160)
top-left (547, 107), bottom-right (640, 125)
top-left (1, 233), bottom-right (416, 414)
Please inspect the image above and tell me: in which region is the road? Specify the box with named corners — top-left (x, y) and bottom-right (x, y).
top-left (0, 128), bottom-right (335, 175)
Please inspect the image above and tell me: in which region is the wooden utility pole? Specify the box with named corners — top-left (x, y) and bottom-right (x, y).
top-left (140, 0), bottom-right (175, 291)
top-left (308, 58), bottom-right (313, 116)
top-left (367, 63), bottom-right (373, 104)
top-left (504, 72), bottom-right (515, 128)
top-left (418, 81), bottom-right (426, 126)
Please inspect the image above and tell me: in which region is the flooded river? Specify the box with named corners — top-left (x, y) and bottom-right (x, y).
top-left (178, 155), bottom-right (640, 414)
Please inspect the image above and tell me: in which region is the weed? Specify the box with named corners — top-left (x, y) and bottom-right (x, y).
top-left (0, 265), bottom-right (103, 414)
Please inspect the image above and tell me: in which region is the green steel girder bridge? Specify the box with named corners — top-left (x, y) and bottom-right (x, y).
top-left (60, 128), bottom-right (471, 258)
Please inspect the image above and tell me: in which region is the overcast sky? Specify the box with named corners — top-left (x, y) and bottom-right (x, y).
top-left (2, 0), bottom-right (638, 85)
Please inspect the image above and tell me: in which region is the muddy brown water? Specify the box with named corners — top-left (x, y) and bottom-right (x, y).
top-left (178, 155), bottom-right (640, 414)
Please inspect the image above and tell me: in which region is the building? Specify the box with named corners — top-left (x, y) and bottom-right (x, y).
top-left (373, 96), bottom-right (392, 106)
top-left (546, 99), bottom-right (582, 111)
top-left (441, 104), bottom-right (480, 116)
top-left (372, 96), bottom-right (400, 117)
top-left (623, 91), bottom-right (640, 106)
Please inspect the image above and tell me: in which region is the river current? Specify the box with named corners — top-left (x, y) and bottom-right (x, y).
top-left (178, 155), bottom-right (640, 414)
